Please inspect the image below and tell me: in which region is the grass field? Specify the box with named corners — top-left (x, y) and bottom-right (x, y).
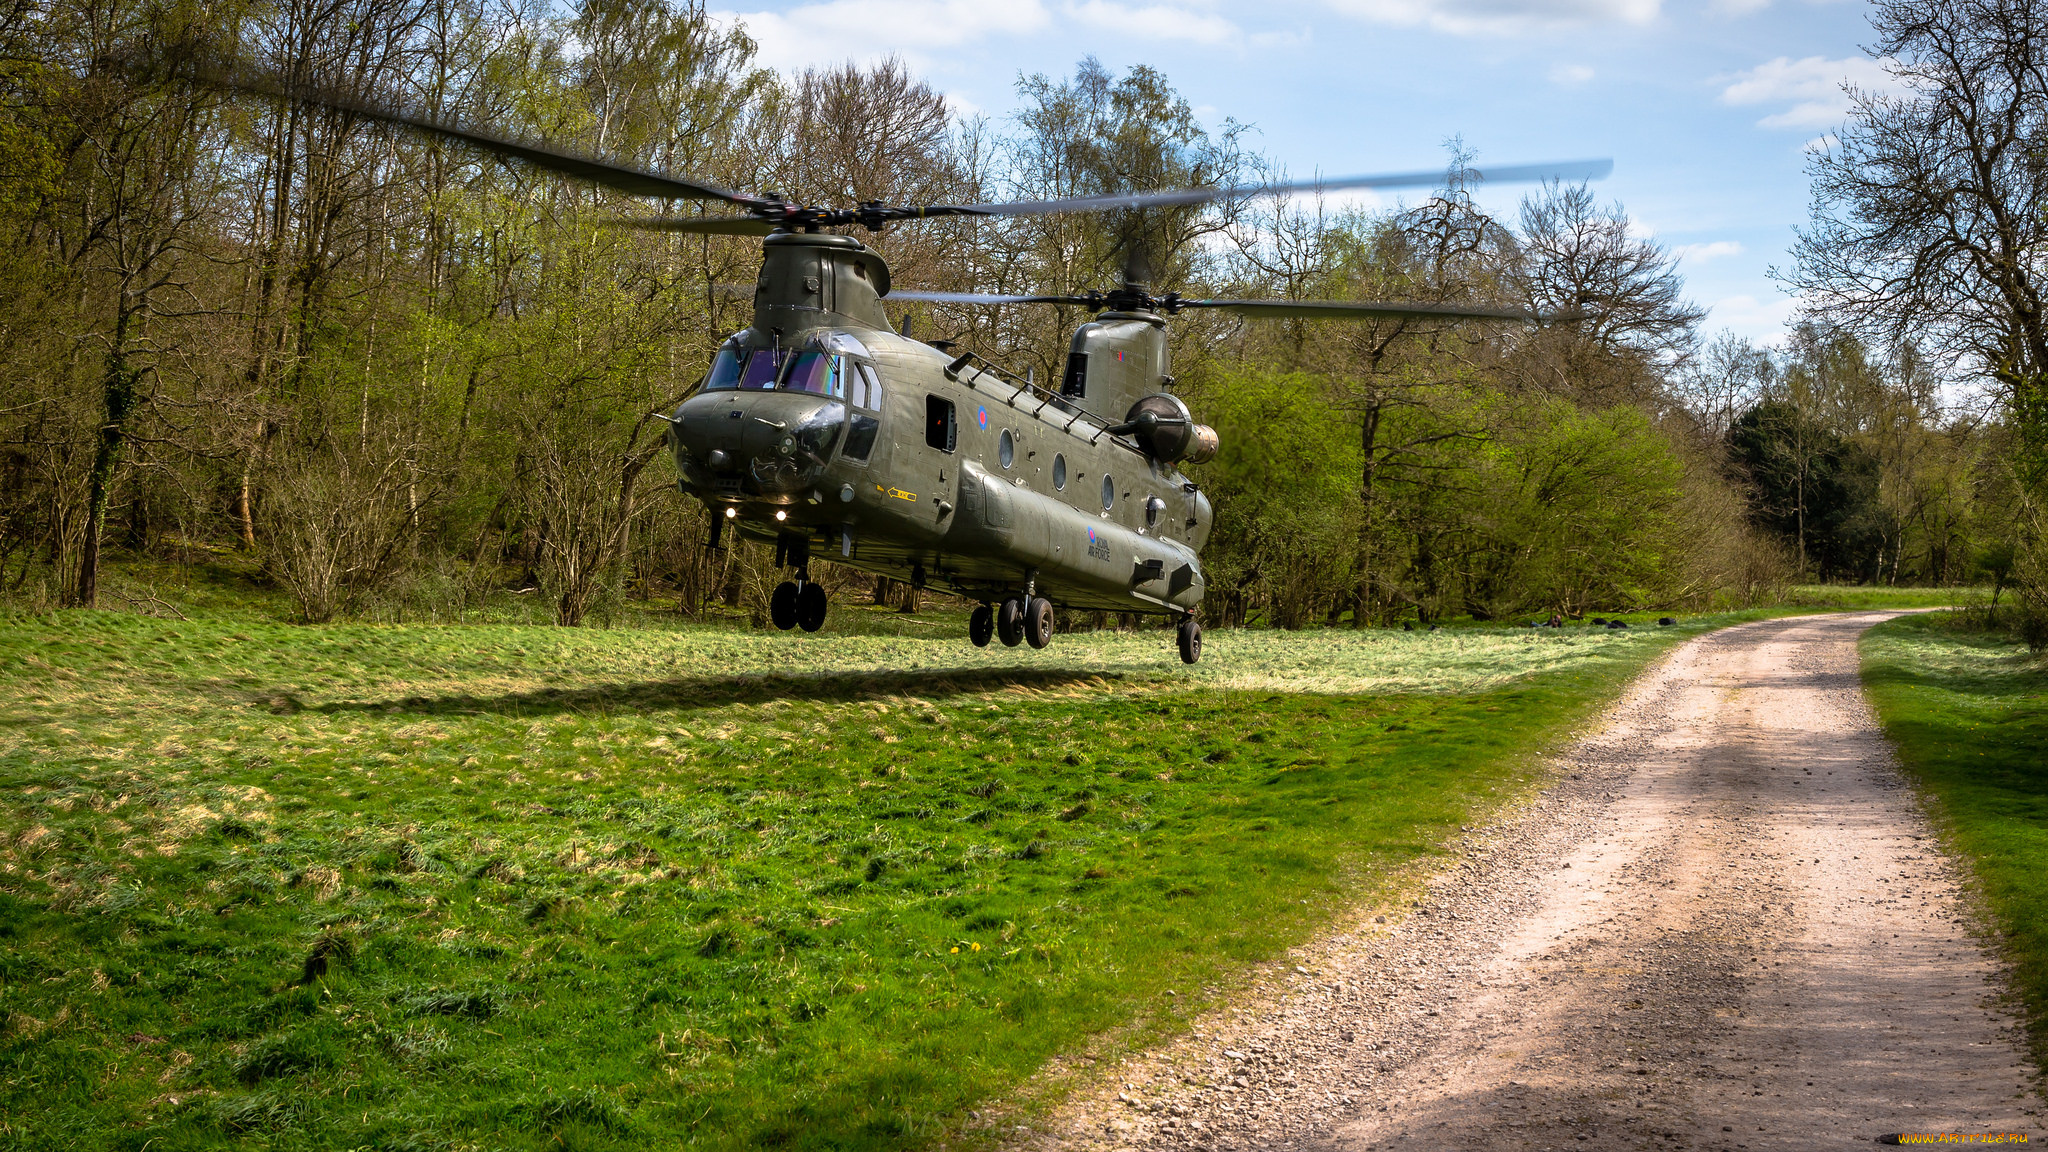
top-left (0, 599), bottom-right (1766, 1152)
top-left (0, 569), bottom-right (1980, 1152)
top-left (1861, 614), bottom-right (2048, 1067)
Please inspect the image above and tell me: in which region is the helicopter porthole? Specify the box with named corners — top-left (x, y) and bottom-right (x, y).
top-left (1101, 474), bottom-right (1115, 512)
top-left (1053, 454), bottom-right (1067, 490)
top-left (998, 429), bottom-right (1015, 469)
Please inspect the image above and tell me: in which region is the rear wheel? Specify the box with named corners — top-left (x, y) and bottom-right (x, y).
top-left (969, 604), bottom-right (994, 647)
top-left (770, 581), bottom-right (799, 630)
top-left (1176, 616), bottom-right (1202, 664)
top-left (1024, 597), bottom-right (1054, 649)
top-left (997, 597), bottom-right (1025, 647)
top-left (796, 582), bottom-right (828, 632)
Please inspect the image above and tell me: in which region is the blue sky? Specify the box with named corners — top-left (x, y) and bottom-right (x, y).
top-left (712, 0), bottom-right (1890, 344)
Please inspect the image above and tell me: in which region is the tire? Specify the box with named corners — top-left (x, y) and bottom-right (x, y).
top-left (1024, 597), bottom-right (1054, 649)
top-left (1176, 616), bottom-right (1202, 664)
top-left (770, 581), bottom-right (799, 630)
top-left (969, 604), bottom-right (994, 647)
top-left (796, 582), bottom-right (828, 632)
top-left (997, 597), bottom-right (1025, 647)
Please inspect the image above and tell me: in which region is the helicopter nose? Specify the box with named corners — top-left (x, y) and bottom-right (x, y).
top-left (673, 391), bottom-right (843, 497)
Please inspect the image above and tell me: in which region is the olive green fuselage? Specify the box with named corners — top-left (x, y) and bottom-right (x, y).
top-left (666, 232), bottom-right (1212, 615)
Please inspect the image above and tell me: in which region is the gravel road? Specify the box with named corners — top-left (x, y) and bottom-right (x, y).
top-left (1015, 611), bottom-right (2041, 1151)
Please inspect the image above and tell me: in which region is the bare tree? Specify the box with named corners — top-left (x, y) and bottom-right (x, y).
top-left (1788, 0), bottom-right (2048, 475)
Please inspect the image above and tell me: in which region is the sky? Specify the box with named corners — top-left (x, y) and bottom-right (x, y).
top-left (708, 0), bottom-right (1892, 345)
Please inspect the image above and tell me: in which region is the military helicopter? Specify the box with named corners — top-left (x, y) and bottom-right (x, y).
top-left (186, 60), bottom-right (1603, 663)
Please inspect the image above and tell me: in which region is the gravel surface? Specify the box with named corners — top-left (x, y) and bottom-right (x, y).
top-left (1010, 612), bottom-right (2041, 1151)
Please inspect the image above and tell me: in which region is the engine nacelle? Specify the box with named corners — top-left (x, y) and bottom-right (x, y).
top-left (1119, 394), bottom-right (1219, 465)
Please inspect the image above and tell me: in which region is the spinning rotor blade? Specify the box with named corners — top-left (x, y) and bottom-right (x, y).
top-left (886, 290), bottom-right (1096, 306)
top-left (933, 159), bottom-right (1614, 219)
top-left (609, 216), bottom-right (781, 235)
top-left (183, 61), bottom-right (765, 208)
top-left (1175, 298), bottom-right (1563, 322)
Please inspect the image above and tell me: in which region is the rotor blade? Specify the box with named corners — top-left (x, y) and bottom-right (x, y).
top-left (926, 159), bottom-right (1613, 219)
top-left (1177, 299), bottom-right (1567, 322)
top-left (194, 63), bottom-right (765, 207)
top-left (607, 216), bottom-right (780, 235)
top-left (886, 290), bottom-right (1095, 306)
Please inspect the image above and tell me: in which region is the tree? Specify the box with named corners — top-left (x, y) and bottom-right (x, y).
top-left (1789, 0), bottom-right (2048, 483)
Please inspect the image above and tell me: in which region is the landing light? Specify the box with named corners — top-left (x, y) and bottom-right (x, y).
top-left (775, 510), bottom-right (788, 521)
top-left (723, 507), bottom-right (737, 519)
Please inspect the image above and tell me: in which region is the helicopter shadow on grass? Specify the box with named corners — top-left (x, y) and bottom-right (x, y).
top-left (309, 665), bottom-right (1131, 720)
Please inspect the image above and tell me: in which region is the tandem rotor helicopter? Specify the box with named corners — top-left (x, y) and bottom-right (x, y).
top-left (189, 60), bottom-right (1603, 663)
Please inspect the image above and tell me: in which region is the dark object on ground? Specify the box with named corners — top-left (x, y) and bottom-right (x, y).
top-left (1659, 616), bottom-right (1677, 626)
top-left (1608, 620), bottom-right (1628, 629)
top-left (1428, 625), bottom-right (1440, 632)
top-left (1403, 622), bottom-right (1414, 632)
top-left (1591, 617), bottom-right (1607, 625)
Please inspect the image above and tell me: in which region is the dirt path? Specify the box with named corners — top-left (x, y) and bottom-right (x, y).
top-left (1017, 612), bottom-right (2041, 1151)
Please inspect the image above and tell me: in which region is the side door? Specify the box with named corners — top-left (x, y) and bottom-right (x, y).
top-left (886, 389), bottom-right (961, 536)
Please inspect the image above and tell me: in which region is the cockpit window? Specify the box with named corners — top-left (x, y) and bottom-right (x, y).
top-left (850, 362), bottom-right (883, 411)
top-left (738, 349), bottom-right (786, 390)
top-left (705, 347), bottom-right (746, 390)
top-left (781, 351), bottom-right (843, 397)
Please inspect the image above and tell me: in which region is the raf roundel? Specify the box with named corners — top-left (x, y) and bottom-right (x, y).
top-left (976, 406), bottom-right (989, 430)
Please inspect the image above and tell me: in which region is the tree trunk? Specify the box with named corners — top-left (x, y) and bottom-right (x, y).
top-left (72, 319), bottom-right (142, 608)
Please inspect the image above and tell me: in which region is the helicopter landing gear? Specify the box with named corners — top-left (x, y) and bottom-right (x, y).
top-left (1023, 597), bottom-right (1054, 649)
top-left (770, 532), bottom-right (827, 633)
top-left (997, 597), bottom-right (1025, 647)
top-left (796, 582), bottom-right (828, 632)
top-left (1176, 614), bottom-right (1202, 664)
top-left (969, 603), bottom-right (994, 647)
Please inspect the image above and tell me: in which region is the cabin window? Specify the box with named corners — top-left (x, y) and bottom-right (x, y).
top-left (1061, 351), bottom-right (1088, 398)
top-left (1052, 453), bottom-right (1067, 490)
top-left (1101, 473), bottom-right (1115, 512)
top-left (998, 429), bottom-right (1015, 469)
top-left (781, 351), bottom-right (842, 397)
top-left (925, 395), bottom-right (956, 453)
top-left (1145, 495), bottom-right (1166, 528)
top-left (850, 362), bottom-right (884, 411)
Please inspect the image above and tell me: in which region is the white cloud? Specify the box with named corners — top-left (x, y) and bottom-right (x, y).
top-left (718, 0), bottom-right (1255, 71)
top-left (1708, 293), bottom-right (1796, 338)
top-left (1549, 63), bottom-right (1595, 86)
top-left (1674, 239), bottom-right (1743, 263)
top-left (715, 1), bottom-right (1053, 72)
top-left (1067, 0), bottom-right (1242, 43)
top-left (1318, 0), bottom-right (1658, 37)
top-left (1719, 55), bottom-right (1898, 130)
top-left (1710, 0), bottom-right (1771, 16)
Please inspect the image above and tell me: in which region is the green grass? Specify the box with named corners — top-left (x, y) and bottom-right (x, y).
top-left (1786, 584), bottom-right (1981, 610)
top-left (0, 605), bottom-right (1756, 1152)
top-left (1861, 615), bottom-right (2048, 1068)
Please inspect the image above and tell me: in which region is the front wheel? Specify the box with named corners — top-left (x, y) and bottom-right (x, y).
top-left (969, 603), bottom-right (994, 647)
top-left (770, 581), bottom-right (799, 631)
top-left (796, 582), bottom-right (828, 632)
top-left (1176, 616), bottom-right (1202, 664)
